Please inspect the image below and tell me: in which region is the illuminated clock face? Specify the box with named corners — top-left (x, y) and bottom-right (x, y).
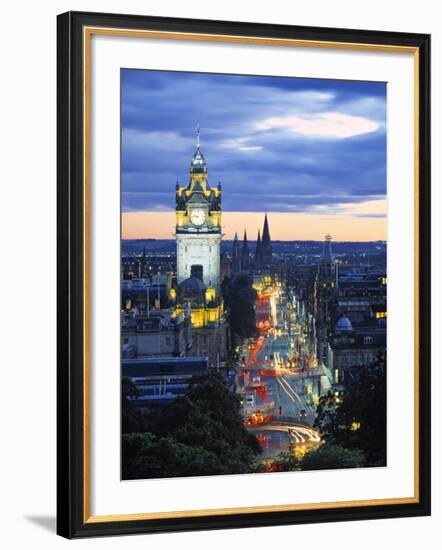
top-left (190, 208), bottom-right (206, 227)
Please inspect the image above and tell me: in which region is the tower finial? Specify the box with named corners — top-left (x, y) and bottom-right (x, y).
top-left (196, 124), bottom-right (200, 148)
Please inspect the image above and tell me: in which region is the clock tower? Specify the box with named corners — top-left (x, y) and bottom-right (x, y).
top-left (175, 132), bottom-right (222, 292)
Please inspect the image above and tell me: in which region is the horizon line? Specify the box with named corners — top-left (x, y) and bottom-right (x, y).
top-left (122, 237), bottom-right (387, 244)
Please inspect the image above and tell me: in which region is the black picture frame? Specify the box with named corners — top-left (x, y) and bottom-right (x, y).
top-left (57, 10), bottom-right (431, 539)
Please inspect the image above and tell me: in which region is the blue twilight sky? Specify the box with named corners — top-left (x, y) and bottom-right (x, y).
top-left (121, 69), bottom-right (386, 215)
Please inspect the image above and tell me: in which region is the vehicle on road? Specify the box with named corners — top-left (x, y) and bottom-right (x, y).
top-left (243, 400), bottom-right (275, 426)
top-left (245, 393), bottom-right (255, 407)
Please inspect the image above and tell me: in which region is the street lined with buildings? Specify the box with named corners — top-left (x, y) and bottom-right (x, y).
top-left (238, 289), bottom-right (322, 459)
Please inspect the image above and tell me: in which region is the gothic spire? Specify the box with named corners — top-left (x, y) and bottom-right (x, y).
top-left (262, 213), bottom-right (271, 244)
top-left (261, 214), bottom-right (272, 266)
top-left (232, 232), bottom-right (241, 274)
top-left (241, 229), bottom-right (250, 272)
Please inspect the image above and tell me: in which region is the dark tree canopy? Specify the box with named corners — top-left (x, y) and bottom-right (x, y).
top-left (314, 357), bottom-right (386, 467)
top-left (300, 444), bottom-right (365, 470)
top-left (122, 433), bottom-right (222, 479)
top-left (122, 371), bottom-right (261, 480)
top-left (222, 275), bottom-right (258, 346)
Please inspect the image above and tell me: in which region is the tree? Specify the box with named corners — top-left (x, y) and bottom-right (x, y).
top-left (223, 275), bottom-right (258, 346)
top-left (121, 371), bottom-right (261, 479)
top-left (300, 444), bottom-right (365, 471)
top-left (122, 376), bottom-right (149, 434)
top-left (122, 433), bottom-right (225, 480)
top-left (314, 356), bottom-right (386, 466)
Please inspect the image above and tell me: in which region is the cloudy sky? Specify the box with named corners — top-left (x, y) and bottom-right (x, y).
top-left (121, 69), bottom-right (386, 241)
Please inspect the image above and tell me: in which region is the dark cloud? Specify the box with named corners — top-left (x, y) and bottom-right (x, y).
top-left (122, 69), bottom-right (386, 213)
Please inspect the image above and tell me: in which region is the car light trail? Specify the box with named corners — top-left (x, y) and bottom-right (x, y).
top-left (280, 376), bottom-right (302, 403)
top-left (276, 376), bottom-right (296, 403)
top-left (250, 424), bottom-right (321, 444)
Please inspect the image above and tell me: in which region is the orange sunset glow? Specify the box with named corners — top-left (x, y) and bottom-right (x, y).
top-left (122, 200), bottom-right (386, 242)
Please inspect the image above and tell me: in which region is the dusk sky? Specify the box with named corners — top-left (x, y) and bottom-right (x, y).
top-left (121, 69), bottom-right (387, 241)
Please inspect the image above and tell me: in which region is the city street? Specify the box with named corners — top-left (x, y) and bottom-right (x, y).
top-left (240, 288), bottom-right (322, 460)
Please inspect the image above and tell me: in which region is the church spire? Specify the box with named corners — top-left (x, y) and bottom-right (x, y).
top-left (262, 213), bottom-right (271, 244)
top-left (232, 232), bottom-right (241, 274)
top-left (241, 229), bottom-right (250, 272)
top-left (261, 214), bottom-right (272, 266)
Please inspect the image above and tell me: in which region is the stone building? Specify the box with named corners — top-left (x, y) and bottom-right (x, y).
top-left (329, 313), bottom-right (386, 385)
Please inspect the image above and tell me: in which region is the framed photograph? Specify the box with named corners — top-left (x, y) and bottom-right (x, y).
top-left (57, 11), bottom-right (431, 538)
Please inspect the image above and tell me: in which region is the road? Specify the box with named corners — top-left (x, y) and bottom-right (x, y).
top-left (256, 333), bottom-right (317, 425)
top-left (239, 289), bottom-right (321, 459)
top-left (248, 421), bottom-right (321, 458)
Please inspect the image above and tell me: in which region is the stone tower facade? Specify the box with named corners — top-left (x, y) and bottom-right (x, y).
top-left (175, 135), bottom-right (222, 293)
